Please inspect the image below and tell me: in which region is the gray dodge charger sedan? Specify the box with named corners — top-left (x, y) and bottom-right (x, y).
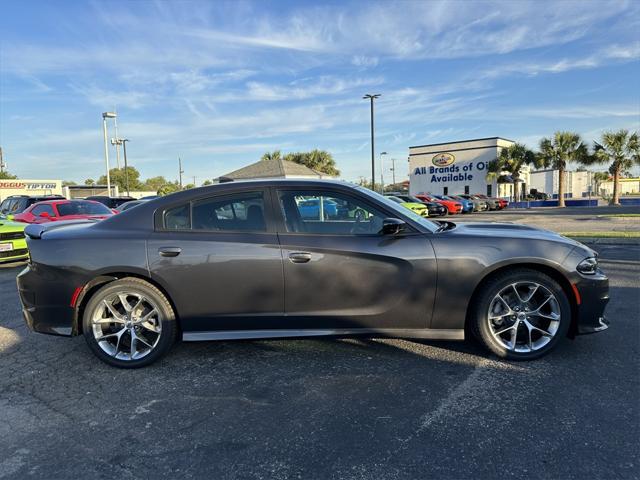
top-left (17, 179), bottom-right (609, 368)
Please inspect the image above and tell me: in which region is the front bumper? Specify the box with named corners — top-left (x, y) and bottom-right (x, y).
top-left (0, 238), bottom-right (29, 263)
top-left (574, 272), bottom-right (610, 335)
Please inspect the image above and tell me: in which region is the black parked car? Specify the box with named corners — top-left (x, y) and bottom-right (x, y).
top-left (86, 196), bottom-right (136, 209)
top-left (0, 194), bottom-right (66, 216)
top-left (18, 179), bottom-right (609, 368)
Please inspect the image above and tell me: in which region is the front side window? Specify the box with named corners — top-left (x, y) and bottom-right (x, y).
top-left (192, 192), bottom-right (265, 231)
top-left (278, 190), bottom-right (386, 235)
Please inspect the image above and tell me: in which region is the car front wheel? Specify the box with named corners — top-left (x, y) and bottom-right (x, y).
top-left (470, 269), bottom-right (571, 360)
top-left (82, 278), bottom-right (177, 368)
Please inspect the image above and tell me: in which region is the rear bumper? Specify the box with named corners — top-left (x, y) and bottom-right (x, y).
top-left (17, 265), bottom-right (76, 337)
top-left (574, 273), bottom-right (610, 335)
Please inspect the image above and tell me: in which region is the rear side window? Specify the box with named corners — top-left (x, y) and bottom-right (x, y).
top-left (164, 204), bottom-right (191, 230)
top-left (31, 204), bottom-right (56, 216)
top-left (57, 201), bottom-right (112, 216)
top-left (192, 192), bottom-right (265, 231)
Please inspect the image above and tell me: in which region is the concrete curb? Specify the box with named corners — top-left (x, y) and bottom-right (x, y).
top-left (566, 236), bottom-right (640, 245)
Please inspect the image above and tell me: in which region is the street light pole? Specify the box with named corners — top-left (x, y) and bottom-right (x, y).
top-left (363, 94), bottom-right (380, 190)
top-left (102, 112), bottom-right (117, 196)
top-left (121, 139), bottom-right (130, 196)
top-left (178, 157), bottom-right (184, 189)
top-left (379, 152), bottom-right (387, 193)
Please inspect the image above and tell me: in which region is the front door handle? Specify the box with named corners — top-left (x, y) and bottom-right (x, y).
top-left (288, 252), bottom-right (312, 263)
top-left (159, 247), bottom-right (182, 257)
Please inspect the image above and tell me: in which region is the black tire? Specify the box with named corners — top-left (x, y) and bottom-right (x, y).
top-left (82, 278), bottom-right (177, 368)
top-left (469, 269), bottom-right (571, 361)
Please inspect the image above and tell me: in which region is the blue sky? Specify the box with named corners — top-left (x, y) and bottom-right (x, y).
top-left (1, 0), bottom-right (639, 184)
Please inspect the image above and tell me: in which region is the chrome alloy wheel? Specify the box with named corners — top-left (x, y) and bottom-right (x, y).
top-left (91, 292), bottom-right (162, 361)
top-left (487, 282), bottom-right (561, 353)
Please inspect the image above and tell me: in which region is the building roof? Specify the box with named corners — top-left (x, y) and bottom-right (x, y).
top-left (222, 158), bottom-right (323, 180)
top-left (409, 136), bottom-right (515, 149)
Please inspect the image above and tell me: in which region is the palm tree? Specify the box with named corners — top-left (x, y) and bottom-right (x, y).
top-left (261, 150), bottom-right (282, 162)
top-left (284, 149), bottom-right (340, 176)
top-left (537, 132), bottom-right (589, 207)
top-left (486, 143), bottom-right (537, 202)
top-left (583, 130), bottom-right (639, 205)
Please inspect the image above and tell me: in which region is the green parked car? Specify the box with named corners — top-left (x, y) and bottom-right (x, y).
top-left (384, 195), bottom-right (429, 217)
top-left (0, 216), bottom-right (28, 263)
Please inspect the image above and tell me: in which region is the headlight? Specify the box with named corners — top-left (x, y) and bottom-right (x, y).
top-left (577, 257), bottom-right (598, 275)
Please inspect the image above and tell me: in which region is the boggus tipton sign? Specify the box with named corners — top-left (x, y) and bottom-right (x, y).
top-left (0, 181), bottom-right (59, 190)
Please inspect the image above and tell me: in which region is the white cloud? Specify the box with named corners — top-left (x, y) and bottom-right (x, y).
top-left (351, 56), bottom-right (379, 68)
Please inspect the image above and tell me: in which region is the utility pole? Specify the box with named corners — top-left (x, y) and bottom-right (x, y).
top-left (121, 139), bottom-right (130, 196)
top-left (113, 107), bottom-right (121, 169)
top-left (363, 94), bottom-right (380, 190)
top-left (380, 151), bottom-right (387, 193)
top-left (192, 176), bottom-right (196, 187)
top-left (178, 157), bottom-right (184, 189)
top-left (390, 158), bottom-right (396, 186)
top-left (0, 147), bottom-right (5, 173)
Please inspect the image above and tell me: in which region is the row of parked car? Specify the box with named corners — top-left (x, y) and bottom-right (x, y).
top-left (384, 192), bottom-right (508, 218)
top-left (0, 195), bottom-right (156, 263)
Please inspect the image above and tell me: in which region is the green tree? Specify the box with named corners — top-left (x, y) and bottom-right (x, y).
top-left (62, 180), bottom-right (77, 187)
top-left (0, 170), bottom-right (17, 179)
top-left (261, 150), bottom-right (282, 162)
top-left (583, 130), bottom-right (639, 205)
top-left (537, 132), bottom-right (589, 207)
top-left (486, 143), bottom-right (537, 202)
top-left (283, 149), bottom-right (340, 176)
top-left (142, 176), bottom-right (169, 192)
top-left (183, 183), bottom-right (196, 190)
top-left (84, 178), bottom-right (96, 186)
top-left (157, 182), bottom-right (181, 196)
top-left (202, 179), bottom-right (213, 186)
top-left (98, 166), bottom-right (142, 192)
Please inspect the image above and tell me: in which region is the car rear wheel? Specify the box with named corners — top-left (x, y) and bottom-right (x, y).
top-left (82, 278), bottom-right (177, 368)
top-left (470, 269), bottom-right (571, 360)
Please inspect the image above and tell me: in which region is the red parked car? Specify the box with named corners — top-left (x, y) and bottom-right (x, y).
top-left (12, 199), bottom-right (115, 224)
top-left (414, 193), bottom-right (463, 215)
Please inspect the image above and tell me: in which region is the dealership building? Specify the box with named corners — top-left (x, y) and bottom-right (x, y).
top-left (408, 137), bottom-right (525, 198)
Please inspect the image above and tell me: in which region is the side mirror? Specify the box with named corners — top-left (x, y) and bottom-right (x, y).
top-left (38, 211), bottom-right (50, 218)
top-left (381, 218), bottom-right (406, 235)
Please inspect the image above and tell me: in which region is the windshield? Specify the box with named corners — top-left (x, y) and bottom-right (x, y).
top-left (357, 187), bottom-right (439, 233)
top-left (57, 201), bottom-right (112, 216)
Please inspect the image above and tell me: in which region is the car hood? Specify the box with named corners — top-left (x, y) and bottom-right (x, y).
top-left (403, 202), bottom-right (426, 209)
top-left (0, 218), bottom-right (27, 231)
top-left (446, 221), bottom-right (585, 248)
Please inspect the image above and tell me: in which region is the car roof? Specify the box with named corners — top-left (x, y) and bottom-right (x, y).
top-left (30, 199), bottom-right (101, 206)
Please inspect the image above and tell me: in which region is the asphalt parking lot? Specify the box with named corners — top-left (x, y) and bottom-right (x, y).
top-left (0, 242), bottom-right (638, 479)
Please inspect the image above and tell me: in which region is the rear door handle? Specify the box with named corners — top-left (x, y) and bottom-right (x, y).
top-left (288, 252), bottom-right (312, 263)
top-left (159, 247), bottom-right (182, 257)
